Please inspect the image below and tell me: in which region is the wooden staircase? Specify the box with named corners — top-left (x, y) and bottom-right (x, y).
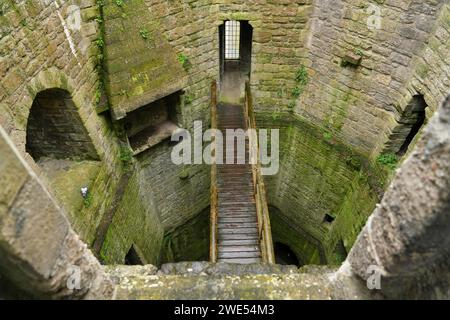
top-left (216, 103), bottom-right (261, 264)
top-left (209, 80), bottom-right (274, 265)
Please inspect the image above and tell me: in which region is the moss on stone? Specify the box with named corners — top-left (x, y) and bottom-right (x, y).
top-left (257, 112), bottom-right (386, 265)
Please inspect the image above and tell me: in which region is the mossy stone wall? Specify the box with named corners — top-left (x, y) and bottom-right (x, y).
top-left (259, 113), bottom-right (382, 264)
top-left (100, 170), bottom-right (164, 265)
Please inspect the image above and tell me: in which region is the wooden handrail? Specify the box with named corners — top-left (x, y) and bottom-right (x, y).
top-left (210, 80), bottom-right (219, 263)
top-left (244, 81), bottom-right (275, 264)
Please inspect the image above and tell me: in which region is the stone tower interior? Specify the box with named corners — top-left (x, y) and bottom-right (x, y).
top-left (0, 0), bottom-right (449, 300)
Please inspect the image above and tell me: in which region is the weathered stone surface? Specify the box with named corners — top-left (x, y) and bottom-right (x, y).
top-left (346, 96), bottom-right (450, 299)
top-left (0, 1), bottom-right (125, 249)
top-left (110, 264), bottom-right (336, 300)
top-left (103, 0), bottom-right (188, 119)
top-left (158, 262), bottom-right (298, 276)
top-left (0, 126), bottom-right (113, 299)
top-left (258, 114), bottom-right (383, 265)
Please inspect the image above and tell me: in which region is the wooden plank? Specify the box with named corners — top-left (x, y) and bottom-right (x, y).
top-left (218, 227), bottom-right (258, 235)
top-left (218, 233), bottom-right (259, 240)
top-left (218, 222), bottom-right (258, 229)
top-left (219, 245), bottom-right (260, 252)
top-left (217, 258), bottom-right (261, 264)
top-left (219, 251), bottom-right (261, 259)
top-left (220, 239), bottom-right (259, 246)
top-left (219, 217), bottom-right (257, 223)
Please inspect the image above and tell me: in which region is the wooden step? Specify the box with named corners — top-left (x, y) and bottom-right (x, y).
top-left (218, 251), bottom-right (261, 259)
top-left (220, 239), bottom-right (259, 246)
top-left (218, 258), bottom-right (261, 264)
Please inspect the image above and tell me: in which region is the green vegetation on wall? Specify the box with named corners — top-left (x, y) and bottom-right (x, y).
top-left (257, 112), bottom-right (386, 265)
top-left (100, 172), bottom-right (164, 265)
top-left (159, 208), bottom-right (210, 265)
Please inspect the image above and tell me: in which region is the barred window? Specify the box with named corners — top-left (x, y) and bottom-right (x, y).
top-left (225, 21), bottom-right (240, 59)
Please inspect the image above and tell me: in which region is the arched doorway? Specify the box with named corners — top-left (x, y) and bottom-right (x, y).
top-left (26, 88), bottom-right (98, 161)
top-left (219, 20), bottom-right (253, 103)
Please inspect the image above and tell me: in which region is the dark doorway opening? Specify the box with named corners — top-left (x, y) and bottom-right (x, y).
top-left (125, 245), bottom-right (144, 265)
top-left (274, 242), bottom-right (300, 266)
top-left (219, 20), bottom-right (253, 103)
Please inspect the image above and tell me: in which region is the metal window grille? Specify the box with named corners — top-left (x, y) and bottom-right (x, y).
top-left (225, 21), bottom-right (240, 60)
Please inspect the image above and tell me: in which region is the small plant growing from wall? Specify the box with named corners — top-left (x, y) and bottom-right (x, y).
top-left (271, 110), bottom-right (281, 121)
top-left (120, 147), bottom-right (133, 162)
top-left (83, 192), bottom-right (94, 208)
top-left (354, 48), bottom-right (364, 57)
top-left (295, 64), bottom-right (309, 86)
top-left (377, 153), bottom-right (398, 170)
top-left (323, 131), bottom-right (333, 141)
top-left (139, 28), bottom-right (150, 40)
top-left (183, 93), bottom-right (194, 105)
top-left (287, 101), bottom-right (296, 111)
top-left (119, 146), bottom-right (134, 171)
top-left (287, 64), bottom-right (309, 111)
top-left (177, 53), bottom-right (191, 71)
top-left (276, 88), bottom-right (284, 98)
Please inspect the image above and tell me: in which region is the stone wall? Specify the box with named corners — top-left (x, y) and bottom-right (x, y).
top-left (0, 1), bottom-right (127, 249)
top-left (99, 140), bottom-right (210, 265)
top-left (26, 88), bottom-right (99, 160)
top-left (137, 141), bottom-right (210, 233)
top-left (258, 113), bottom-right (382, 265)
top-left (0, 125), bottom-right (112, 299)
top-left (296, 0), bottom-right (449, 156)
top-left (159, 208), bottom-right (210, 265)
top-left (99, 169), bottom-right (164, 265)
top-left (102, 0), bottom-right (188, 119)
top-left (345, 95), bottom-right (450, 299)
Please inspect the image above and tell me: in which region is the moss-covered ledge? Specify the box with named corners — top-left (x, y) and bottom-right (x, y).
top-left (105, 264), bottom-right (336, 300)
top-left (105, 263), bottom-right (378, 300)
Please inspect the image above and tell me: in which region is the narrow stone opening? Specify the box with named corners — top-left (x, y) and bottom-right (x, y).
top-left (274, 242), bottom-right (300, 266)
top-left (125, 245), bottom-right (144, 265)
top-left (384, 94), bottom-right (428, 156)
top-left (397, 95), bottom-right (427, 156)
top-left (333, 240), bottom-right (348, 263)
top-left (323, 213), bottom-right (335, 224)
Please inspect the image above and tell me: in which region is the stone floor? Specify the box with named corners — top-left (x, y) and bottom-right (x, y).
top-left (219, 61), bottom-right (247, 104)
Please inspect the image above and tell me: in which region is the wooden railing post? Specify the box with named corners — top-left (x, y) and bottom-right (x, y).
top-left (210, 80), bottom-right (219, 263)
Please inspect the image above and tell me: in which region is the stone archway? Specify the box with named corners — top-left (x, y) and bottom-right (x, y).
top-left (26, 88), bottom-right (98, 161)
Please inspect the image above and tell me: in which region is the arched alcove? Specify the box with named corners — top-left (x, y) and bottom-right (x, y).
top-left (26, 88), bottom-right (99, 161)
top-left (25, 88), bottom-right (102, 234)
